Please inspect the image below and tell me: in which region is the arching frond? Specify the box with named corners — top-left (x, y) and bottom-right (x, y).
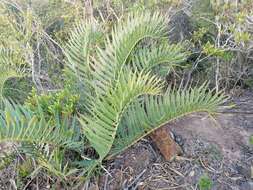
top-left (108, 83), bottom-right (228, 158)
top-left (76, 12), bottom-right (228, 179)
top-left (92, 12), bottom-right (168, 95)
top-left (78, 71), bottom-right (163, 178)
top-left (0, 100), bottom-right (82, 149)
top-left (132, 43), bottom-right (187, 77)
top-left (79, 71), bottom-right (164, 160)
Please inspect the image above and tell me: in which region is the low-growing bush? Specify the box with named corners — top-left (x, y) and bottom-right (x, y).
top-left (25, 88), bottom-right (80, 119)
top-left (189, 0), bottom-right (253, 90)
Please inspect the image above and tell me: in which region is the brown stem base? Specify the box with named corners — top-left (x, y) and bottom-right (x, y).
top-left (150, 126), bottom-right (183, 161)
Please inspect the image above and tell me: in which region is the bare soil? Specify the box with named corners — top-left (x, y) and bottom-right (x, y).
top-left (0, 92), bottom-right (253, 190)
top-left (96, 91), bottom-right (253, 190)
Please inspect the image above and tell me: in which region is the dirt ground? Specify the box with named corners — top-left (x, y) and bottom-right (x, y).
top-left (0, 92), bottom-right (253, 190)
top-left (95, 91), bottom-right (253, 190)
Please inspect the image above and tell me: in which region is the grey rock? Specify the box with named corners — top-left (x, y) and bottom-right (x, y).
top-left (240, 181), bottom-right (253, 190)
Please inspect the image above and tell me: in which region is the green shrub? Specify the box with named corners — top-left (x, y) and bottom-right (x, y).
top-left (25, 88), bottom-right (79, 118)
top-left (189, 0), bottom-right (253, 90)
top-left (198, 174), bottom-right (213, 190)
top-left (18, 159), bottom-right (33, 179)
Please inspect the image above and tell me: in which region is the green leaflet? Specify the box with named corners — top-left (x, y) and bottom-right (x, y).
top-left (131, 43), bottom-right (187, 77)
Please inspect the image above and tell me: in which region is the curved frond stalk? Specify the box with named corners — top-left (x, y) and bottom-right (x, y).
top-left (93, 12), bottom-right (168, 95)
top-left (108, 83), bottom-right (228, 158)
top-left (0, 100), bottom-right (82, 149)
top-left (132, 43), bottom-right (187, 77)
top-left (79, 71), bottom-right (164, 161)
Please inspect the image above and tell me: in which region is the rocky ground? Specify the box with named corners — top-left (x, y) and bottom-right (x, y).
top-left (94, 91), bottom-right (253, 190)
top-left (0, 92), bottom-right (253, 190)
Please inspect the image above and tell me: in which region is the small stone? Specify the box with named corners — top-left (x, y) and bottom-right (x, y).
top-left (240, 181), bottom-right (253, 190)
top-left (189, 170), bottom-right (195, 177)
top-left (175, 135), bottom-right (184, 146)
top-left (170, 131), bottom-right (175, 140)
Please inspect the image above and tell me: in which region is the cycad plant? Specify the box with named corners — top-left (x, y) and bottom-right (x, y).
top-left (64, 12), bottom-right (227, 178)
top-left (0, 12), bottom-right (227, 184)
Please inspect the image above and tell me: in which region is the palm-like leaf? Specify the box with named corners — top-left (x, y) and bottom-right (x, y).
top-left (92, 12), bottom-right (168, 95)
top-left (0, 99), bottom-right (83, 179)
top-left (74, 12), bottom-right (227, 179)
top-left (64, 22), bottom-right (103, 111)
top-left (109, 83), bottom-right (227, 158)
top-left (79, 71), bottom-right (164, 160)
top-left (0, 100), bottom-right (81, 149)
